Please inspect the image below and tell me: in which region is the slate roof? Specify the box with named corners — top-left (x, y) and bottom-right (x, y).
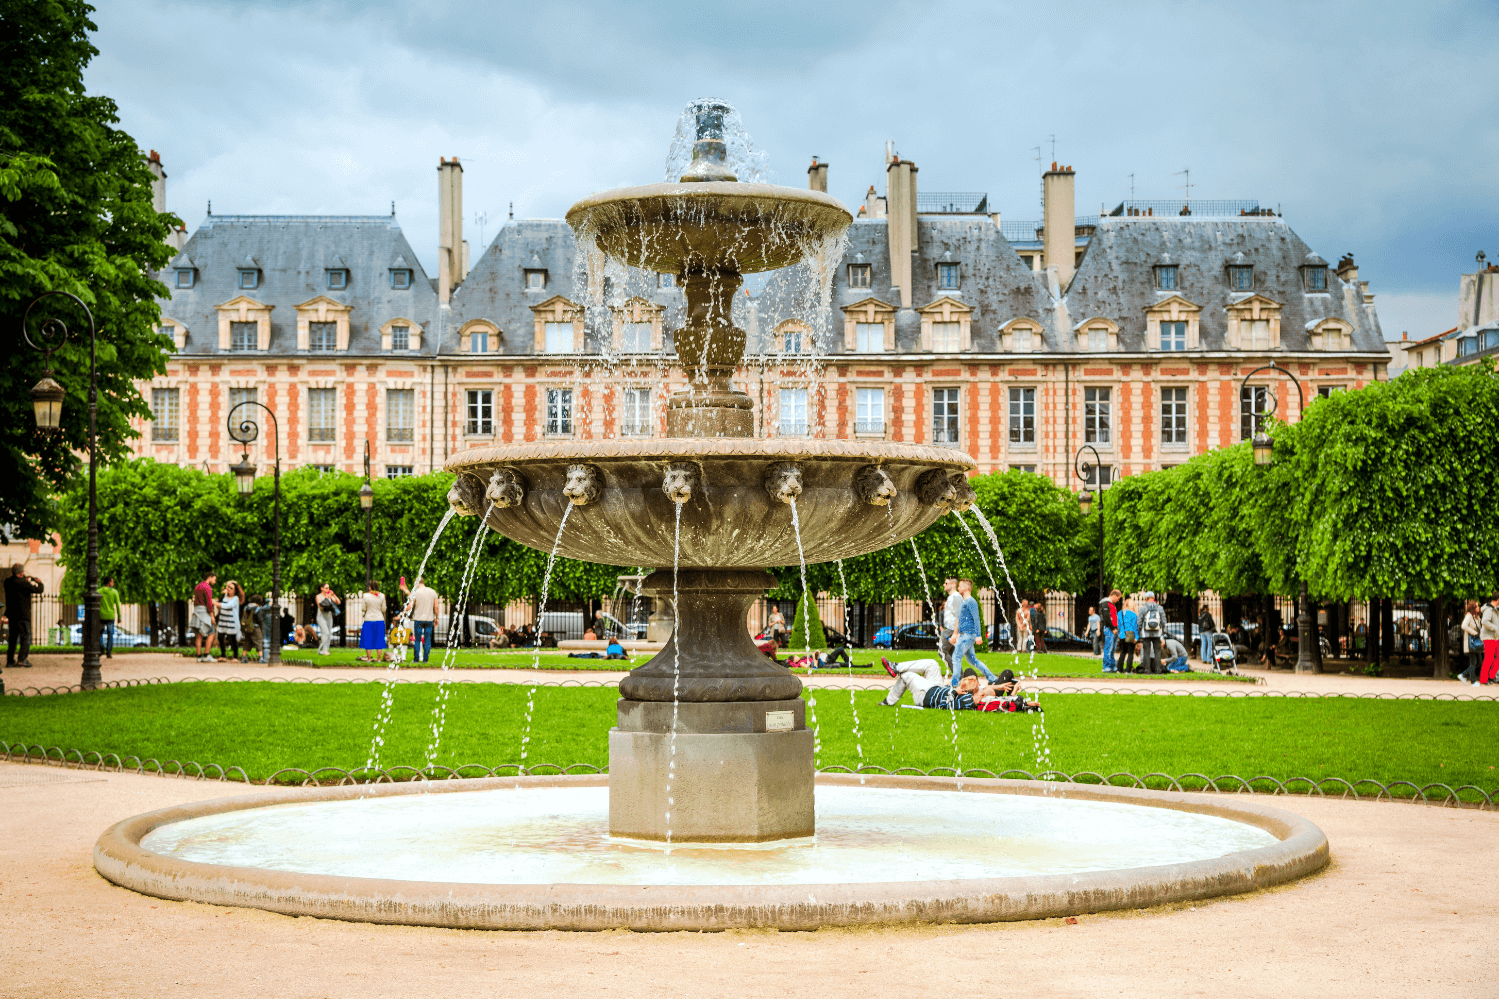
top-left (159, 214), bottom-right (437, 356)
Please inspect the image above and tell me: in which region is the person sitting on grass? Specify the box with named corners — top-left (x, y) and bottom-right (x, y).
top-left (605, 638), bottom-right (627, 660)
top-left (877, 659), bottom-right (1014, 710)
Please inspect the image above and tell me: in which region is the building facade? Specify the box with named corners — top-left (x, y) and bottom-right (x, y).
top-left (131, 152), bottom-right (1390, 490)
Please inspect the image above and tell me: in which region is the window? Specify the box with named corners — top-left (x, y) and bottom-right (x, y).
top-left (855, 387), bottom-right (884, 434)
top-left (1081, 464), bottom-right (1115, 489)
top-left (783, 329), bottom-right (804, 354)
top-left (238, 268), bottom-right (259, 290)
top-left (1084, 387), bottom-right (1111, 445)
top-left (1240, 385), bottom-right (1270, 440)
top-left (936, 262), bottom-right (960, 290)
top-left (1317, 385), bottom-right (1345, 399)
top-left (932, 387), bottom-right (959, 445)
top-left (544, 321), bottom-right (572, 354)
top-left (1087, 327), bottom-right (1109, 352)
top-left (308, 388), bottom-right (336, 441)
top-left (1161, 387), bottom-right (1188, 445)
top-left (1018, 255), bottom-right (1034, 270)
top-left (931, 322), bottom-right (961, 352)
top-left (326, 269), bottom-right (348, 290)
top-left (390, 269), bottom-right (412, 289)
top-left (1160, 321), bottom-right (1187, 352)
top-left (847, 263), bottom-right (871, 289)
top-left (1242, 319), bottom-right (1271, 350)
top-left (1008, 387), bottom-right (1035, 444)
top-left (621, 322), bottom-right (652, 352)
top-left (778, 388), bottom-right (808, 436)
top-left (1320, 327), bottom-right (1345, 349)
top-left (308, 464), bottom-right (335, 474)
top-left (1306, 266), bottom-right (1327, 292)
top-left (230, 321), bottom-right (257, 351)
top-left (1011, 327), bottom-right (1034, 352)
top-left (1229, 265), bottom-right (1253, 291)
top-left (387, 388), bottom-right (415, 441)
top-left (390, 325), bottom-right (410, 351)
top-left (855, 322), bottom-right (883, 353)
top-left (151, 388), bottom-right (179, 441)
top-left (309, 322), bottom-right (337, 352)
top-left (386, 466), bottom-right (414, 479)
top-left (546, 388), bottom-right (573, 435)
top-left (621, 387), bottom-right (651, 436)
top-left (1009, 464), bottom-right (1036, 474)
top-left (524, 269), bottom-right (547, 291)
top-left (657, 272), bottom-right (675, 288)
top-left (229, 387), bottom-right (257, 412)
top-left (470, 330), bottom-right (489, 353)
top-left (466, 389), bottom-right (493, 436)
top-left (175, 268), bottom-right (195, 289)
top-left (1156, 265), bottom-right (1178, 290)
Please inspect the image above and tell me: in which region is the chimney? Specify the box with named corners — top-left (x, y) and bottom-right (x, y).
top-left (1336, 253), bottom-right (1358, 285)
top-left (864, 185), bottom-right (886, 219)
top-left (145, 150), bottom-right (166, 214)
top-left (437, 156), bottom-right (465, 305)
top-left (1043, 162), bottom-right (1076, 289)
top-left (807, 156), bottom-right (828, 193)
top-left (886, 155), bottom-right (918, 307)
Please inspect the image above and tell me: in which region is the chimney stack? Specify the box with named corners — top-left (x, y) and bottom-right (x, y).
top-left (885, 155), bottom-right (918, 307)
top-left (438, 156), bottom-right (465, 305)
top-left (807, 156), bottom-right (828, 193)
top-left (1043, 163), bottom-right (1076, 289)
top-left (145, 150), bottom-right (166, 214)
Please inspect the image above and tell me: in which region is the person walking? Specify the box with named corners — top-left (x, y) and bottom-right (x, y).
top-left (358, 581), bottom-right (388, 663)
top-left (1459, 600), bottom-right (1483, 685)
top-left (1118, 596), bottom-right (1139, 673)
top-left (767, 606), bottom-right (787, 647)
top-left (1136, 591), bottom-right (1166, 674)
top-left (3, 564), bottom-right (44, 668)
top-left (1086, 605), bottom-right (1102, 655)
top-left (1100, 589), bottom-right (1121, 672)
top-left (315, 584), bottom-right (341, 656)
top-left (953, 578), bottom-right (999, 684)
top-left (1029, 599), bottom-right (1048, 653)
top-left (1196, 605), bottom-right (1216, 662)
top-left (1015, 599), bottom-right (1032, 653)
top-left (241, 592), bottom-right (263, 662)
top-left (97, 575), bottom-right (121, 658)
top-left (215, 580), bottom-right (243, 662)
top-left (401, 577), bottom-right (440, 663)
top-left (939, 577), bottom-right (961, 672)
top-left (190, 573), bottom-right (217, 662)
top-left (1480, 593), bottom-right (1499, 685)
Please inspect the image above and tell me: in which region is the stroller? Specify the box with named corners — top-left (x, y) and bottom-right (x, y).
top-left (1208, 632), bottom-right (1239, 675)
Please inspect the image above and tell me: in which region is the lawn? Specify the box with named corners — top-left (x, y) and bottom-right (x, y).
top-left (4, 682), bottom-right (1494, 797)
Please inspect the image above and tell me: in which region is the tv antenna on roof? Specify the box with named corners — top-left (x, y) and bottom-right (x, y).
top-left (1128, 173), bottom-right (1135, 203)
top-left (1032, 145), bottom-right (1043, 216)
top-left (1175, 167), bottom-right (1193, 210)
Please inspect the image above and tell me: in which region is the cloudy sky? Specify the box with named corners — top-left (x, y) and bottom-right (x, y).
top-left (89, 0), bottom-right (1497, 341)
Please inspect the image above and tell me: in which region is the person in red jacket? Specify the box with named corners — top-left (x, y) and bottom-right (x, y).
top-left (1101, 589), bottom-right (1122, 672)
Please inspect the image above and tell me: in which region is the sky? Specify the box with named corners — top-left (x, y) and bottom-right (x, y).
top-left (88, 0), bottom-right (1499, 342)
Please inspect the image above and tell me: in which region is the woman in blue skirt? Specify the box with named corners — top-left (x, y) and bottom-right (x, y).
top-left (358, 581), bottom-right (388, 662)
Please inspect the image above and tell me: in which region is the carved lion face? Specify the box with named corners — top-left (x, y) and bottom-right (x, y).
top-left (763, 462), bottom-right (804, 505)
top-left (661, 462), bottom-right (698, 505)
top-left (562, 464), bottom-right (602, 506)
top-left (853, 464), bottom-right (898, 506)
top-left (486, 467), bottom-right (525, 509)
top-left (948, 473), bottom-right (977, 513)
top-left (446, 474), bottom-right (486, 517)
top-left (916, 467), bottom-right (958, 510)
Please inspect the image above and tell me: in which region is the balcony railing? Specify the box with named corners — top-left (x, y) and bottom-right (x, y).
top-left (854, 420), bottom-right (885, 434)
top-left (620, 422), bottom-right (653, 437)
top-left (778, 421), bottom-right (809, 437)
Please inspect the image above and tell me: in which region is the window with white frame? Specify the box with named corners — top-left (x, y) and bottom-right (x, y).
top-left (309, 322), bottom-right (337, 352)
top-left (621, 322), bottom-right (652, 352)
top-left (1160, 320), bottom-right (1187, 351)
top-left (544, 321), bottom-right (572, 354)
top-left (175, 268), bottom-right (195, 289)
top-left (1161, 387), bottom-right (1188, 445)
top-left (848, 263), bottom-right (871, 289)
top-left (308, 464), bottom-right (335, 474)
top-left (1010, 327), bottom-right (1034, 352)
top-left (390, 325), bottom-right (410, 351)
top-left (855, 322), bottom-right (883, 352)
top-left (469, 329), bottom-right (489, 353)
top-left (229, 386), bottom-right (256, 412)
top-left (1240, 385), bottom-right (1270, 440)
top-left (621, 387), bottom-right (651, 436)
top-left (778, 388), bottom-right (808, 436)
top-left (1081, 464), bottom-right (1114, 489)
top-left (230, 321), bottom-right (257, 351)
top-left (308, 388), bottom-right (336, 441)
top-left (1010, 464), bottom-right (1036, 474)
top-left (1317, 385), bottom-right (1346, 399)
top-left (524, 269), bottom-right (547, 291)
top-left (546, 388), bottom-right (573, 435)
top-left (1084, 387), bottom-right (1111, 445)
top-left (931, 321), bottom-right (961, 352)
top-left (855, 387), bottom-right (884, 434)
top-left (466, 390), bottom-right (493, 436)
top-left (1242, 319), bottom-right (1271, 350)
top-left (1008, 387), bottom-right (1035, 444)
top-left (936, 262), bottom-right (959, 290)
top-left (1087, 327), bottom-right (1109, 352)
top-left (386, 465), bottom-right (414, 478)
top-left (387, 388), bottom-right (414, 441)
top-left (783, 329), bottom-right (804, 354)
top-left (932, 387), bottom-right (959, 445)
top-left (151, 388), bottom-right (179, 441)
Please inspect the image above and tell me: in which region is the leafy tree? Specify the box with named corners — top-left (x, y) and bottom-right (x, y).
top-left (0, 0), bottom-right (181, 540)
top-left (790, 587), bottom-right (827, 650)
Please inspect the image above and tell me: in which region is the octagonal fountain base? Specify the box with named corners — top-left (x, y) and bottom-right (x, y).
top-left (94, 775), bottom-right (1329, 931)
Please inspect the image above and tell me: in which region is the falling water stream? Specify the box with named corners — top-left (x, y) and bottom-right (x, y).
top-left (519, 503), bottom-right (574, 773)
top-left (833, 558), bottom-right (864, 778)
top-left (424, 504), bottom-right (495, 771)
top-left (897, 510), bottom-right (961, 782)
top-left (664, 502), bottom-right (682, 850)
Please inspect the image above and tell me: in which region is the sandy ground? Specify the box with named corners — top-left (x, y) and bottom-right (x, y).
top-left (3, 650), bottom-right (1491, 698)
top-left (0, 760), bottom-right (1493, 998)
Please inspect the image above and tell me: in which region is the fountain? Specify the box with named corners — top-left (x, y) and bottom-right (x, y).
top-left (92, 102), bottom-right (1328, 929)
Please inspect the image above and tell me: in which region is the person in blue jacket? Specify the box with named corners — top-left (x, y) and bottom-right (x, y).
top-left (1117, 597), bottom-right (1139, 673)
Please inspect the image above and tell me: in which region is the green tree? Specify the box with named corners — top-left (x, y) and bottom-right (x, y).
top-left (790, 587), bottom-right (827, 650)
top-left (0, 0), bottom-right (180, 540)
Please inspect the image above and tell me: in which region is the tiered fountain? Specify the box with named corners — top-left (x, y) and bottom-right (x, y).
top-left (92, 103), bottom-right (1328, 931)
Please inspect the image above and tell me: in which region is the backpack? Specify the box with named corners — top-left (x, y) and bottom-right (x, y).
top-left (1141, 604), bottom-right (1164, 637)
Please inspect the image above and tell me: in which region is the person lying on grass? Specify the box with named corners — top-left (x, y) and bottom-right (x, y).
top-left (878, 659), bottom-right (1025, 710)
top-left (786, 647), bottom-right (853, 669)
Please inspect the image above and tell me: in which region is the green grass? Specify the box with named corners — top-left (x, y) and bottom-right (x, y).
top-left (3, 682), bottom-right (1494, 797)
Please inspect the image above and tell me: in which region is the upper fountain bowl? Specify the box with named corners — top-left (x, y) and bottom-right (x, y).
top-left (566, 182), bottom-right (852, 275)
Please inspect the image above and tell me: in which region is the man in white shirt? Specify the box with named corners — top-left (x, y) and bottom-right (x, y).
top-left (939, 577), bottom-right (962, 676)
top-left (401, 577), bottom-right (441, 663)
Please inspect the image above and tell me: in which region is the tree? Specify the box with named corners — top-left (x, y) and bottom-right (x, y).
top-left (790, 587), bottom-right (827, 650)
top-left (0, 0), bottom-right (180, 540)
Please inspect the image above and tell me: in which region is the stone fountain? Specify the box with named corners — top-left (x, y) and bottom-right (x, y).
top-left (443, 102), bottom-right (977, 842)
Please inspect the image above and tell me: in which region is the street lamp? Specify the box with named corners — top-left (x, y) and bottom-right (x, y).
top-left (361, 440), bottom-right (374, 590)
top-left (22, 291), bottom-right (103, 691)
top-left (1236, 361), bottom-right (1317, 674)
top-left (227, 400), bottom-right (282, 665)
top-left (1073, 444), bottom-right (1106, 608)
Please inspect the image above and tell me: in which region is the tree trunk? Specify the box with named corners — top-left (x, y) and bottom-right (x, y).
top-left (1432, 596), bottom-right (1449, 679)
top-left (148, 602), bottom-right (159, 647)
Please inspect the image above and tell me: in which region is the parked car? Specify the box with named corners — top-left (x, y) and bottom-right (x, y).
top-left (1039, 626), bottom-right (1093, 652)
top-left (66, 624), bottom-right (153, 648)
top-left (871, 625), bottom-right (894, 649)
top-left (892, 622), bottom-right (941, 650)
top-left (1164, 622), bottom-right (1200, 645)
top-left (987, 622), bottom-right (1013, 651)
top-left (431, 614), bottom-right (500, 647)
top-left (594, 611), bottom-right (647, 641)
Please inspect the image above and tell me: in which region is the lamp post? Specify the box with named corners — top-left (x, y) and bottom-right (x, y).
top-left (227, 400), bottom-right (282, 666)
top-left (1236, 361), bottom-right (1317, 674)
top-left (22, 291), bottom-right (102, 690)
top-left (1073, 444), bottom-right (1106, 608)
top-left (360, 441), bottom-right (374, 590)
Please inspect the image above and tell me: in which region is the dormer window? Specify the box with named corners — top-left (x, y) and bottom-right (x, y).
top-left (936, 262), bottom-right (960, 290)
top-left (390, 269), bottom-right (412, 289)
top-left (175, 268), bottom-right (195, 289)
top-left (848, 263), bottom-right (871, 289)
top-left (390, 325), bottom-right (409, 351)
top-left (657, 272), bottom-right (675, 288)
top-left (326, 269), bottom-right (348, 290)
top-left (1155, 265), bottom-right (1178, 290)
top-left (524, 269), bottom-right (547, 291)
top-left (238, 268), bottom-right (259, 290)
top-left (784, 329), bottom-right (804, 354)
top-left (1306, 266), bottom-right (1327, 291)
top-left (1229, 265), bottom-right (1253, 291)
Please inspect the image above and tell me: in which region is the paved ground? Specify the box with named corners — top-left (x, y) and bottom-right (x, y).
top-left (4, 651), bottom-right (1490, 698)
top-left (0, 760), bottom-right (1492, 998)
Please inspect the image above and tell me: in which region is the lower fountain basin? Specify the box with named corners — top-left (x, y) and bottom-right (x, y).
top-left (96, 775), bottom-right (1328, 931)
